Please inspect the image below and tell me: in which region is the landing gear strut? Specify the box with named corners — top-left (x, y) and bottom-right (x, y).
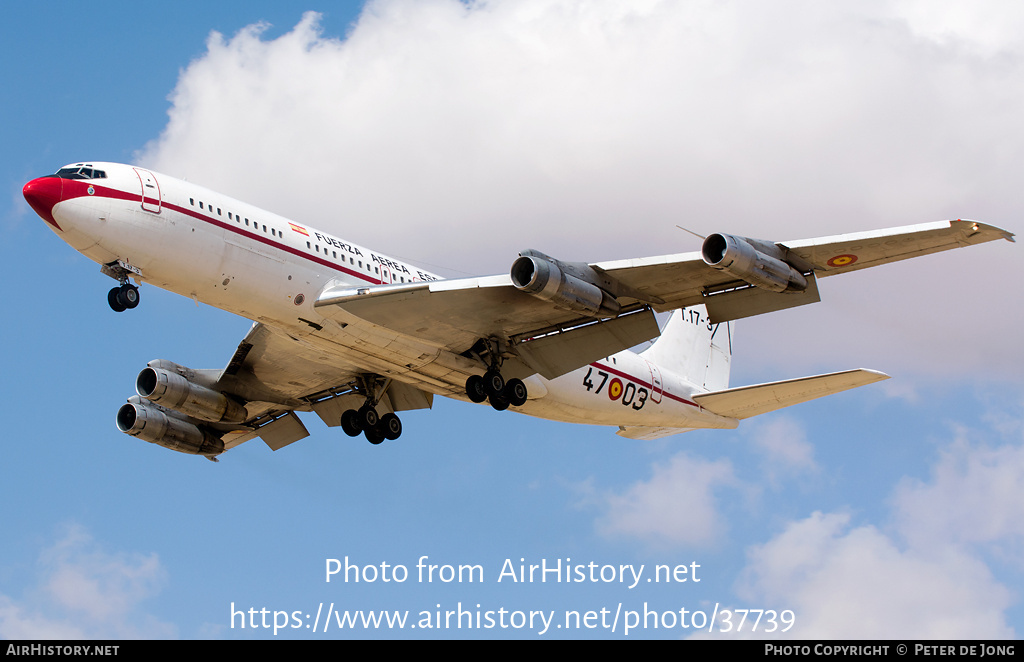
top-left (464, 339), bottom-right (529, 411)
top-left (339, 376), bottom-right (403, 444)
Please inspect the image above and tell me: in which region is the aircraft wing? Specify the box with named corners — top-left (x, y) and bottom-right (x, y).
top-left (314, 220), bottom-right (1012, 379)
top-left (210, 322), bottom-right (431, 451)
top-left (315, 275), bottom-right (664, 381)
top-left (781, 219), bottom-right (1014, 275)
top-left (592, 219), bottom-right (1013, 314)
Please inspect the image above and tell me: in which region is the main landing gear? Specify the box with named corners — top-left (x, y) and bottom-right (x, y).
top-left (465, 370), bottom-right (528, 411)
top-left (463, 337), bottom-right (528, 411)
top-left (339, 376), bottom-right (402, 445)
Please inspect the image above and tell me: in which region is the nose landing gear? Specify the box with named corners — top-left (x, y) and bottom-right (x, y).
top-left (108, 283), bottom-right (140, 312)
top-left (101, 261), bottom-right (141, 312)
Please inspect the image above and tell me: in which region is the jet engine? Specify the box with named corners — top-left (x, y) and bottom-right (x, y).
top-left (701, 233), bottom-right (808, 293)
top-left (116, 397), bottom-right (224, 456)
top-left (135, 365), bottom-right (247, 423)
top-left (510, 250), bottom-right (621, 318)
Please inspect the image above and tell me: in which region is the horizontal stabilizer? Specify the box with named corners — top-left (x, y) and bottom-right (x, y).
top-left (692, 369), bottom-right (889, 420)
top-left (616, 426), bottom-right (695, 440)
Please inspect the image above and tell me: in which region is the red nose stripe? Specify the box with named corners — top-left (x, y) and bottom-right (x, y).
top-left (23, 177), bottom-right (63, 231)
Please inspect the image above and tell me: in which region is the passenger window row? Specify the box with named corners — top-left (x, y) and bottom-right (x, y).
top-left (189, 198), bottom-right (280, 237)
top-left (186, 197), bottom-right (407, 283)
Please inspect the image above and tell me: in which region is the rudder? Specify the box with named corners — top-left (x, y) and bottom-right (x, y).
top-left (639, 305), bottom-right (732, 392)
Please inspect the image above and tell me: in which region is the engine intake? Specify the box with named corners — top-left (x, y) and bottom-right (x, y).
top-left (701, 233), bottom-right (808, 293)
top-left (116, 400), bottom-right (224, 456)
top-left (136, 365), bottom-right (247, 423)
top-left (510, 252), bottom-right (621, 318)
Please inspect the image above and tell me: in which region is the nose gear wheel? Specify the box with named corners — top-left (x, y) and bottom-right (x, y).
top-left (108, 283), bottom-right (140, 312)
top-left (102, 262), bottom-right (141, 312)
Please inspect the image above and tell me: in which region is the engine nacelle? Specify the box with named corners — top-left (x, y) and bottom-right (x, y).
top-left (510, 252), bottom-right (621, 317)
top-left (116, 400), bottom-right (225, 456)
top-left (136, 365), bottom-right (247, 423)
top-left (701, 233), bottom-right (808, 293)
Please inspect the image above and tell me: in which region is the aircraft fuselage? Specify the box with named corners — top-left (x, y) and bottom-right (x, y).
top-left (24, 162), bottom-right (733, 445)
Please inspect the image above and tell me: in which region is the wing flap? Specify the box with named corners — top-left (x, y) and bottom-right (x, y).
top-left (386, 380), bottom-right (434, 411)
top-left (515, 308), bottom-right (661, 379)
top-left (258, 411), bottom-right (310, 451)
top-left (703, 272), bottom-right (821, 323)
top-left (693, 369), bottom-right (889, 420)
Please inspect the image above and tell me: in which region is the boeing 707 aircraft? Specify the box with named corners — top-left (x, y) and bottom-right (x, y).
top-left (23, 162), bottom-right (1014, 460)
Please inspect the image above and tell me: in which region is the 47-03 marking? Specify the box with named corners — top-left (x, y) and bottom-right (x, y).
top-left (583, 366), bottom-right (649, 410)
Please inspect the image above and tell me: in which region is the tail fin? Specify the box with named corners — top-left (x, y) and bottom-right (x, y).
top-left (640, 305), bottom-right (733, 392)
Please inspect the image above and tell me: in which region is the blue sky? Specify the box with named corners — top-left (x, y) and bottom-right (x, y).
top-left (2, 0), bottom-right (1023, 639)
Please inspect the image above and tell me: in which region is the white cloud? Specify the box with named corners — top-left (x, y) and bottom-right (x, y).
top-left (595, 452), bottom-right (740, 547)
top-left (0, 597), bottom-right (86, 640)
top-left (892, 0), bottom-right (1024, 57)
top-left (136, 0), bottom-right (1023, 379)
top-left (727, 414), bottom-right (1024, 639)
top-left (745, 416), bottom-right (818, 483)
top-left (0, 525), bottom-right (176, 640)
top-left (587, 405), bottom-right (1024, 638)
top-left (735, 511), bottom-right (1014, 638)
top-left (893, 425), bottom-right (1024, 558)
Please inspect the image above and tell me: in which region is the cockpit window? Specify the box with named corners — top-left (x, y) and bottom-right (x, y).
top-left (55, 165), bottom-right (107, 180)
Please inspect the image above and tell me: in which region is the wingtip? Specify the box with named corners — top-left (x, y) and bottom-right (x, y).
top-left (953, 219), bottom-right (1015, 243)
top-left (861, 369), bottom-right (891, 382)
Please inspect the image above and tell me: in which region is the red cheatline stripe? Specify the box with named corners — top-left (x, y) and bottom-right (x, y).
top-left (591, 361), bottom-right (699, 408)
top-left (56, 181), bottom-right (383, 286)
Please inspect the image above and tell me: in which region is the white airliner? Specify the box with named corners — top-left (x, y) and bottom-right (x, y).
top-left (23, 162), bottom-right (1014, 460)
